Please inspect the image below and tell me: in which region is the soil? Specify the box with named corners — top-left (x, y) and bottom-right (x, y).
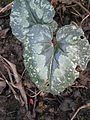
top-left (0, 0), bottom-right (90, 120)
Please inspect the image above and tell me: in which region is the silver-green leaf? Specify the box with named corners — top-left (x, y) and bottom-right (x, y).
top-left (10, 0), bottom-right (90, 94)
top-left (10, 0), bottom-right (57, 42)
top-left (23, 24), bottom-right (90, 94)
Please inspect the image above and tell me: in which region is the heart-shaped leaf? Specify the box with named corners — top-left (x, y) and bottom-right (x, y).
top-left (23, 24), bottom-right (90, 94)
top-left (10, 0), bottom-right (90, 94)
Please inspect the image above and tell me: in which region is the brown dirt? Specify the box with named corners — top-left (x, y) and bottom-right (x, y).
top-left (0, 0), bottom-right (90, 120)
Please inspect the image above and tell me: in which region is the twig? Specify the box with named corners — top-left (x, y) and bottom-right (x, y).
top-left (0, 2), bottom-right (13, 14)
top-left (72, 0), bottom-right (90, 15)
top-left (0, 77), bottom-right (4, 81)
top-left (71, 102), bottom-right (90, 120)
top-left (71, 11), bottom-right (80, 17)
top-left (80, 15), bottom-right (90, 26)
top-left (0, 55), bottom-right (28, 110)
top-left (32, 89), bottom-right (37, 118)
top-left (21, 68), bottom-right (26, 79)
top-left (71, 85), bottom-right (88, 89)
top-left (30, 90), bottom-right (42, 98)
top-left (26, 87), bottom-right (35, 94)
top-left (0, 71), bottom-right (20, 101)
top-left (7, 111), bottom-right (16, 115)
top-left (72, 7), bottom-right (82, 18)
top-left (4, 64), bottom-right (18, 89)
top-left (27, 90), bottom-right (42, 98)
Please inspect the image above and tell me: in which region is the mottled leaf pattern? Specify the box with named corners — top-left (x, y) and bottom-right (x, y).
top-left (10, 0), bottom-right (57, 42)
top-left (10, 0), bottom-right (90, 94)
top-left (56, 25), bottom-right (90, 69)
top-left (24, 24), bottom-right (54, 91)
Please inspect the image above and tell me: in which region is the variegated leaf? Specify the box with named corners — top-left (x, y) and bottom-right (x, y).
top-left (10, 0), bottom-right (57, 41)
top-left (10, 0), bottom-right (90, 94)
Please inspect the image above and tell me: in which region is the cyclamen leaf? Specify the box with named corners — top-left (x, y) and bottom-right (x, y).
top-left (24, 24), bottom-right (54, 91)
top-left (56, 25), bottom-right (90, 69)
top-left (23, 24), bottom-right (90, 94)
top-left (10, 0), bottom-right (57, 41)
top-left (10, 0), bottom-right (90, 94)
